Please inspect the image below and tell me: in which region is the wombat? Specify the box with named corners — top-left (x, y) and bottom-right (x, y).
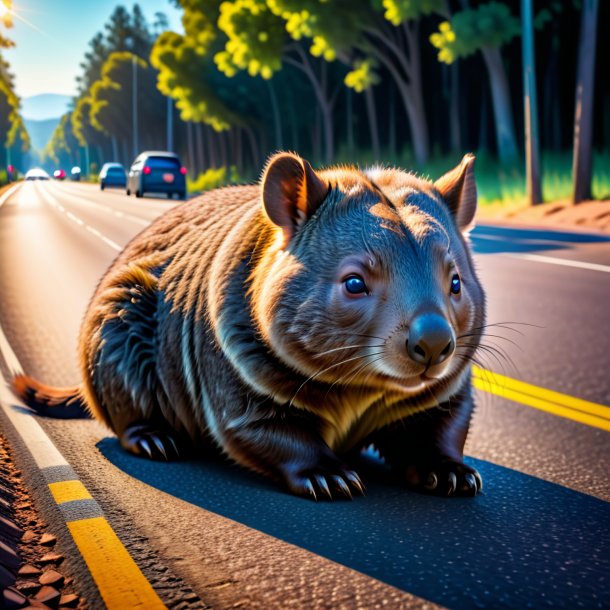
top-left (14, 152), bottom-right (486, 500)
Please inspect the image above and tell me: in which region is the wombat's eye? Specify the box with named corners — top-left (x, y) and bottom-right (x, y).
top-left (344, 275), bottom-right (368, 295)
top-left (450, 274), bottom-right (461, 295)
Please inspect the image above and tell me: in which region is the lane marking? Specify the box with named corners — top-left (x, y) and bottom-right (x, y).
top-left (505, 253), bottom-right (610, 274)
top-left (49, 480), bottom-right (93, 503)
top-left (0, 322), bottom-right (167, 608)
top-left (35, 184), bottom-right (122, 252)
top-left (51, 181), bottom-right (159, 224)
top-left (473, 366), bottom-right (610, 432)
top-left (68, 517), bottom-right (167, 609)
top-left (0, 182), bottom-right (21, 208)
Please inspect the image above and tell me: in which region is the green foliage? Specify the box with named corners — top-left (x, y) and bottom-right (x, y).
top-left (89, 52), bottom-right (148, 136)
top-left (430, 2), bottom-right (521, 64)
top-left (215, 0), bottom-right (284, 78)
top-left (186, 165), bottom-right (240, 193)
top-left (268, 0), bottom-right (366, 61)
top-left (382, 0), bottom-right (446, 25)
top-left (344, 58), bottom-right (380, 92)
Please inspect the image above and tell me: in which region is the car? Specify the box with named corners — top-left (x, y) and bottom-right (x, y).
top-left (53, 169), bottom-right (66, 180)
top-left (24, 168), bottom-right (50, 180)
top-left (70, 166), bottom-right (81, 181)
top-left (127, 151), bottom-right (186, 200)
top-left (99, 163), bottom-right (127, 190)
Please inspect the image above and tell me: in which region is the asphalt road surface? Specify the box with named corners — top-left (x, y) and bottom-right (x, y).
top-left (0, 180), bottom-right (609, 609)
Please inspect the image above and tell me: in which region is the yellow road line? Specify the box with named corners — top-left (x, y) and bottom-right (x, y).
top-left (68, 517), bottom-right (167, 610)
top-left (48, 480), bottom-right (92, 504)
top-left (473, 366), bottom-right (610, 432)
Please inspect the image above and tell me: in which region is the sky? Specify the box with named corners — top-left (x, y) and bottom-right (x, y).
top-left (3, 1), bottom-right (183, 99)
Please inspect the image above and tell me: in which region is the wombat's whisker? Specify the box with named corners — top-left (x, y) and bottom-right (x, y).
top-left (289, 352), bottom-right (386, 407)
top-left (313, 344), bottom-right (385, 358)
top-left (326, 352), bottom-right (387, 396)
top-left (458, 331), bottom-right (522, 351)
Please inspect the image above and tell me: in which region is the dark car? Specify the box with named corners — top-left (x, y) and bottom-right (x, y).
top-left (100, 163), bottom-right (127, 190)
top-left (127, 151), bottom-right (186, 200)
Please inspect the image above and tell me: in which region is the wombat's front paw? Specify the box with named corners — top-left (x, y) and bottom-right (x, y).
top-left (281, 459), bottom-right (365, 501)
top-left (404, 458), bottom-right (483, 497)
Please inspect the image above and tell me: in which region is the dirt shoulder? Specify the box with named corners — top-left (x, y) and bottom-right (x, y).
top-left (477, 199), bottom-right (610, 234)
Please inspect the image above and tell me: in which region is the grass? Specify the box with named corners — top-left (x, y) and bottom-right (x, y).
top-left (184, 149), bottom-right (610, 207)
top-left (334, 147), bottom-right (610, 207)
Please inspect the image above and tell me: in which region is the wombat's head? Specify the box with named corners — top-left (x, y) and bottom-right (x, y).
top-left (252, 152), bottom-right (485, 401)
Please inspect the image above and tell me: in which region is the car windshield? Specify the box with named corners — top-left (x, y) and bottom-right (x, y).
top-left (146, 157), bottom-right (180, 170)
top-left (107, 168), bottom-right (124, 175)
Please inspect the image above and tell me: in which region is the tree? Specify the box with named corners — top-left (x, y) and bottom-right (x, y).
top-left (430, 1), bottom-right (520, 163)
top-left (572, 0), bottom-right (599, 203)
top-left (89, 52), bottom-right (166, 163)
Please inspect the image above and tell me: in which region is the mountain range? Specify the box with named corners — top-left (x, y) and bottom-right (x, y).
top-left (21, 94), bottom-right (73, 152)
top-left (21, 94), bottom-right (72, 121)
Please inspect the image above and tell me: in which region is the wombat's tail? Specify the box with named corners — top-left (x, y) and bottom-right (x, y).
top-left (11, 375), bottom-right (91, 419)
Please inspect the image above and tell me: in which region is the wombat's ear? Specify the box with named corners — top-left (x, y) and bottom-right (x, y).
top-left (434, 154), bottom-right (477, 233)
top-left (262, 152), bottom-right (329, 242)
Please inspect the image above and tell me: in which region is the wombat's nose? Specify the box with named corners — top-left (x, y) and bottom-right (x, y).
top-left (407, 314), bottom-right (455, 366)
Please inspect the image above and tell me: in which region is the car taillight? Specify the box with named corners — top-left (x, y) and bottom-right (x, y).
top-left (180, 167), bottom-right (187, 175)
top-left (143, 166), bottom-right (151, 175)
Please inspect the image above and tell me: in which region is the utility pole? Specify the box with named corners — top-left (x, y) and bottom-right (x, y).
top-left (132, 55), bottom-right (139, 159)
top-left (522, 0), bottom-right (542, 205)
top-left (166, 96), bottom-right (173, 152)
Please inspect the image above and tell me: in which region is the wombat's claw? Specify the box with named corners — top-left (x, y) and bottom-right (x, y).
top-left (314, 474), bottom-right (333, 500)
top-left (415, 460), bottom-right (483, 497)
top-left (345, 471), bottom-right (365, 496)
top-left (122, 424), bottom-right (182, 461)
top-left (331, 475), bottom-right (352, 499)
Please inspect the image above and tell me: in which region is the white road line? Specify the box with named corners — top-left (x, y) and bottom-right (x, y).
top-left (50, 183), bottom-right (151, 226)
top-left (37, 184), bottom-right (122, 252)
top-left (0, 183), bottom-right (21, 208)
top-left (506, 253), bottom-right (610, 273)
top-left (86, 225), bottom-right (121, 251)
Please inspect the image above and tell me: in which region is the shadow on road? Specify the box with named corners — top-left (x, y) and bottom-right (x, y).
top-left (98, 437), bottom-right (610, 609)
top-left (471, 224), bottom-right (610, 255)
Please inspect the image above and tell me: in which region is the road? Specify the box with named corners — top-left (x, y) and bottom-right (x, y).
top-left (0, 180), bottom-right (609, 609)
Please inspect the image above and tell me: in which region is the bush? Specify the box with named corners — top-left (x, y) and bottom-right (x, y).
top-left (187, 166), bottom-right (241, 194)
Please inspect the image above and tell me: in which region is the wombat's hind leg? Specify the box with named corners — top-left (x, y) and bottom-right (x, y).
top-left (120, 422), bottom-right (184, 461)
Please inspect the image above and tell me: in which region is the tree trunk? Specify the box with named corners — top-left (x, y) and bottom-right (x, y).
top-left (481, 46), bottom-right (519, 163)
top-left (479, 93), bottom-right (489, 152)
top-left (388, 84), bottom-right (396, 159)
top-left (244, 125), bottom-right (260, 171)
top-left (522, 0), bottom-right (542, 205)
top-left (364, 23), bottom-right (429, 164)
top-left (266, 79), bottom-right (283, 150)
top-left (195, 123), bottom-right (205, 173)
top-left (219, 130), bottom-right (228, 168)
top-left (365, 87), bottom-right (380, 162)
top-left (572, 0), bottom-right (599, 203)
top-left (449, 63), bottom-right (461, 153)
top-left (346, 87), bottom-right (354, 158)
top-left (111, 136), bottom-right (119, 163)
top-left (186, 121), bottom-right (195, 174)
top-left (285, 50), bottom-right (334, 162)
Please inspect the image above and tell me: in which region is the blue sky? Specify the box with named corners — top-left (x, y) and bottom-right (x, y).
top-left (4, 1), bottom-right (183, 99)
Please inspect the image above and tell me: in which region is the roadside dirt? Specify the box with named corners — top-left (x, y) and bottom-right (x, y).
top-left (0, 434), bottom-right (87, 609)
top-left (477, 199), bottom-right (610, 234)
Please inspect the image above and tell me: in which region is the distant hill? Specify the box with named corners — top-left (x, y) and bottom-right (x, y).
top-left (24, 117), bottom-right (60, 152)
top-left (21, 94), bottom-right (72, 121)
